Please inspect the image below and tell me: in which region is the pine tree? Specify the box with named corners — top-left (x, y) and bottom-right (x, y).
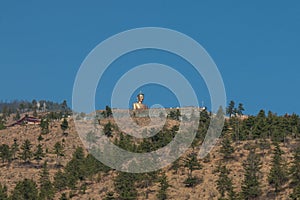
top-left (114, 172), bottom-right (137, 200)
top-left (226, 100), bottom-right (235, 118)
top-left (64, 147), bottom-right (86, 189)
top-left (0, 183), bottom-right (8, 200)
top-left (237, 103), bottom-right (245, 116)
top-left (156, 174), bottom-right (170, 200)
top-left (19, 139), bottom-right (33, 163)
top-left (290, 146), bottom-right (300, 186)
top-left (60, 118), bottom-right (69, 135)
top-left (61, 100), bottom-right (68, 115)
top-left (38, 134), bottom-right (44, 143)
top-left (216, 165), bottom-right (236, 200)
top-left (183, 151), bottom-right (202, 187)
top-left (39, 161), bottom-right (54, 200)
top-left (11, 138), bottom-right (19, 160)
top-left (220, 136), bottom-right (234, 160)
top-left (104, 121), bottom-right (113, 137)
top-left (54, 142), bottom-right (64, 167)
top-left (290, 146), bottom-right (300, 198)
top-left (34, 144), bottom-right (45, 164)
top-left (0, 144), bottom-right (12, 163)
top-left (40, 118), bottom-right (49, 134)
top-left (290, 184), bottom-right (300, 200)
top-left (11, 178), bottom-right (38, 200)
top-left (268, 143), bottom-right (288, 193)
top-left (53, 170), bottom-right (68, 191)
top-left (241, 149), bottom-right (262, 199)
top-left (105, 105), bottom-right (113, 118)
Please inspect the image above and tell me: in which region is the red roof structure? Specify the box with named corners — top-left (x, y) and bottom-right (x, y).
top-left (8, 115), bottom-right (41, 127)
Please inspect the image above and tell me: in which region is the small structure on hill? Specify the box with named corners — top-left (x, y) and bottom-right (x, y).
top-left (8, 115), bottom-right (41, 127)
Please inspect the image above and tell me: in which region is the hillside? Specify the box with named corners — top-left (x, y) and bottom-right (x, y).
top-left (0, 109), bottom-right (300, 200)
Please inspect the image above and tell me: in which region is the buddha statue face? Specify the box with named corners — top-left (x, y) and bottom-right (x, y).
top-left (137, 94), bottom-right (144, 103)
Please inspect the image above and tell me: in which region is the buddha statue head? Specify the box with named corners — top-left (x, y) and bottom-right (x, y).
top-left (133, 92), bottom-right (148, 110)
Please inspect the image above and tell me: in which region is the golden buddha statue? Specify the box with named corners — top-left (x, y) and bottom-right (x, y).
top-left (133, 93), bottom-right (148, 110)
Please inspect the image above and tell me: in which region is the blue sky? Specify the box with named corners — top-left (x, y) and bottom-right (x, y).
top-left (0, 1), bottom-right (299, 115)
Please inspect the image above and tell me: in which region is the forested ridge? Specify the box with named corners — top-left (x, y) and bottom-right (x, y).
top-left (0, 100), bottom-right (300, 199)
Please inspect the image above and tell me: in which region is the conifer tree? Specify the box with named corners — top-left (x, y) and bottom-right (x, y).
top-left (34, 144), bottom-right (45, 164)
top-left (19, 139), bottom-right (33, 163)
top-left (104, 121), bottom-right (113, 137)
top-left (0, 183), bottom-right (8, 200)
top-left (290, 184), bottom-right (300, 200)
top-left (157, 174), bottom-right (170, 200)
top-left (39, 161), bottom-right (54, 200)
top-left (40, 118), bottom-right (49, 134)
top-left (290, 146), bottom-right (300, 186)
top-left (54, 142), bottom-right (64, 167)
top-left (290, 146), bottom-right (300, 199)
top-left (11, 179), bottom-right (38, 200)
top-left (241, 149), bottom-right (262, 199)
top-left (268, 143), bottom-right (288, 193)
top-left (105, 105), bottom-right (113, 118)
top-left (226, 100), bottom-right (235, 118)
top-left (0, 144), bottom-right (11, 163)
top-left (220, 136), bottom-right (234, 160)
top-left (217, 165), bottom-right (236, 200)
top-left (183, 151), bottom-right (202, 187)
top-left (53, 170), bottom-right (68, 191)
top-left (114, 172), bottom-right (137, 200)
top-left (60, 118), bottom-right (69, 135)
top-left (11, 138), bottom-right (19, 160)
top-left (64, 147), bottom-right (86, 189)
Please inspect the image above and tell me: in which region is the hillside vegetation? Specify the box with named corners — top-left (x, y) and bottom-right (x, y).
top-left (0, 102), bottom-right (300, 199)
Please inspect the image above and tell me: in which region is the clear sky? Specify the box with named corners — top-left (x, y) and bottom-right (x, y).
top-left (0, 1), bottom-right (299, 115)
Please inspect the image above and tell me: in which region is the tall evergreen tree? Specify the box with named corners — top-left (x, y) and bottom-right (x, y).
top-left (0, 183), bottom-right (8, 200)
top-left (64, 147), bottom-right (86, 189)
top-left (156, 174), bottom-right (170, 200)
top-left (268, 143), bottom-right (288, 193)
top-left (54, 142), bottom-right (64, 167)
top-left (216, 165), bottom-right (236, 200)
top-left (11, 138), bottom-right (19, 160)
top-left (226, 100), bottom-right (235, 118)
top-left (39, 161), bottom-right (54, 200)
top-left (114, 172), bottom-right (137, 200)
top-left (53, 170), bottom-right (68, 191)
top-left (40, 118), bottom-right (49, 134)
top-left (34, 144), bottom-right (45, 164)
top-left (104, 121), bottom-right (113, 137)
top-left (241, 149), bottom-right (262, 199)
top-left (220, 136), bottom-right (234, 160)
top-left (105, 105), bottom-right (113, 118)
top-left (11, 179), bottom-right (38, 200)
top-left (60, 118), bottom-right (69, 135)
top-left (19, 139), bottom-right (33, 163)
top-left (0, 144), bottom-right (12, 163)
top-left (290, 146), bottom-right (300, 199)
top-left (237, 103), bottom-right (245, 116)
top-left (183, 151), bottom-right (202, 187)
